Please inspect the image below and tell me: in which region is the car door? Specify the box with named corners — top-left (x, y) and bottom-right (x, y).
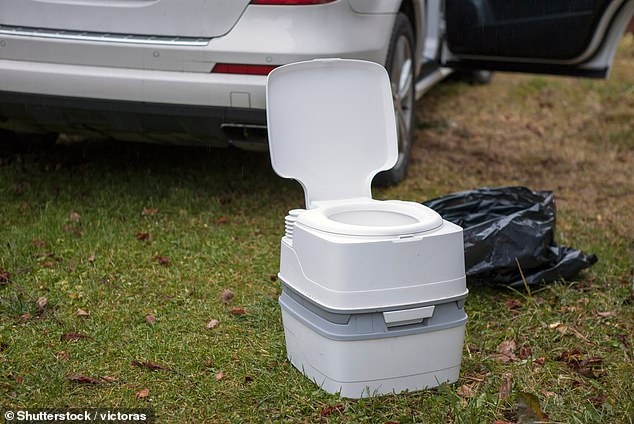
top-left (442, 0), bottom-right (634, 77)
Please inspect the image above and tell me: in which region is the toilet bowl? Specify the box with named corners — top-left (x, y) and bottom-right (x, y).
top-left (296, 199), bottom-right (443, 237)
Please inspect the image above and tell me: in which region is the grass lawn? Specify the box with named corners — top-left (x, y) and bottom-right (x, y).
top-left (1, 37), bottom-right (633, 423)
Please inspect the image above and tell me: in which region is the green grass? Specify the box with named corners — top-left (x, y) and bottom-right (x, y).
top-left (2, 38), bottom-right (634, 423)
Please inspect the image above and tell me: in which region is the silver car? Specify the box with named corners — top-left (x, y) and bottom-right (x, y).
top-left (0, 0), bottom-right (632, 183)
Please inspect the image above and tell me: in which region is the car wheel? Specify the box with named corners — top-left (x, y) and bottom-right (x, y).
top-left (375, 12), bottom-right (416, 186)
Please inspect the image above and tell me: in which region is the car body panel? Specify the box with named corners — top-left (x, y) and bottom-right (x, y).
top-left (0, 0), bottom-right (251, 38)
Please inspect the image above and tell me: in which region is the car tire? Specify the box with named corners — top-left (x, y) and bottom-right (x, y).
top-left (374, 12), bottom-right (416, 186)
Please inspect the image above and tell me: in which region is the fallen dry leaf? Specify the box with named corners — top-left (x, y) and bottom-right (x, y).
top-left (145, 315), bottom-right (156, 324)
top-left (142, 208), bottom-right (158, 216)
top-left (504, 299), bottom-right (522, 310)
top-left (215, 216), bottom-right (229, 224)
top-left (490, 339), bottom-right (517, 363)
top-left (220, 288), bottom-right (234, 304)
top-left (215, 371), bottom-right (224, 381)
top-left (60, 332), bottom-right (91, 341)
top-left (36, 296), bottom-right (48, 312)
top-left (76, 309), bottom-right (90, 318)
top-left (541, 390), bottom-right (557, 398)
top-left (596, 311), bottom-right (616, 318)
top-left (15, 376), bottom-right (24, 384)
top-left (32, 239), bottom-right (47, 249)
top-left (56, 351), bottom-right (70, 360)
top-left (499, 373), bottom-right (512, 400)
top-left (0, 270), bottom-right (10, 285)
top-left (67, 374), bottom-right (101, 385)
top-left (69, 211), bottom-right (81, 222)
top-left (519, 346), bottom-right (533, 359)
top-left (588, 395), bottom-right (607, 406)
top-left (131, 360), bottom-right (170, 371)
top-left (457, 384), bottom-right (475, 398)
top-left (206, 319), bottom-right (219, 330)
top-left (101, 376), bottom-right (118, 382)
top-left (155, 256), bottom-right (170, 266)
top-left (19, 313), bottom-right (32, 322)
top-left (320, 404), bottom-right (345, 417)
top-left (135, 232), bottom-right (150, 241)
top-left (230, 307), bottom-right (246, 315)
top-left (135, 388), bottom-right (150, 399)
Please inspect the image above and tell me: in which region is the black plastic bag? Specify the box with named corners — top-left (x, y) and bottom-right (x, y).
top-left (423, 186), bottom-right (597, 287)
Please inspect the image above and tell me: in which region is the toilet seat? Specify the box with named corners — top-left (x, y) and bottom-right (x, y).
top-left (297, 199), bottom-right (442, 237)
top-left (267, 59), bottom-right (434, 237)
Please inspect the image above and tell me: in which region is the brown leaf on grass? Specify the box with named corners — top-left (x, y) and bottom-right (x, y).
top-left (596, 311), bottom-right (616, 318)
top-left (320, 404), bottom-right (345, 417)
top-left (504, 299), bottom-right (522, 310)
top-left (69, 211), bottom-right (81, 222)
top-left (15, 376), bottom-right (24, 384)
top-left (36, 296), bottom-right (48, 312)
top-left (518, 346), bottom-right (533, 360)
top-left (145, 315), bottom-right (156, 325)
top-left (76, 309), bottom-right (90, 318)
top-left (142, 208), bottom-right (158, 216)
top-left (588, 395), bottom-right (607, 407)
top-left (19, 313), bottom-right (32, 322)
top-left (155, 256), bottom-right (170, 266)
top-left (385, 421), bottom-right (400, 424)
top-left (135, 232), bottom-right (150, 241)
top-left (457, 384), bottom-right (475, 398)
top-left (131, 360), bottom-right (170, 372)
top-left (32, 239), bottom-right (47, 249)
top-left (0, 270), bottom-right (11, 285)
top-left (215, 371), bottom-right (224, 381)
top-left (516, 391), bottom-right (549, 423)
top-left (56, 351), bottom-right (70, 360)
top-left (230, 307), bottom-right (246, 315)
top-left (220, 288), bottom-right (234, 304)
top-left (541, 390), bottom-right (557, 398)
top-left (135, 388), bottom-right (150, 398)
top-left (60, 332), bottom-right (91, 341)
top-left (101, 376), bottom-right (118, 382)
top-left (499, 373), bottom-right (512, 400)
top-left (490, 339), bottom-right (517, 363)
top-left (206, 319), bottom-right (219, 330)
top-left (67, 374), bottom-right (101, 385)
top-left (215, 216), bottom-right (229, 224)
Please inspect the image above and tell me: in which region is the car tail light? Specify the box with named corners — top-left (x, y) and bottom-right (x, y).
top-left (211, 63), bottom-right (278, 75)
top-left (250, 0), bottom-right (335, 5)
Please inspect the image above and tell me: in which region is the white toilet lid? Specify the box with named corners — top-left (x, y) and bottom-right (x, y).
top-left (267, 59), bottom-right (398, 209)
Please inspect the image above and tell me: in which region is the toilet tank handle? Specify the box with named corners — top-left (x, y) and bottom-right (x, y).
top-left (382, 305), bottom-right (435, 328)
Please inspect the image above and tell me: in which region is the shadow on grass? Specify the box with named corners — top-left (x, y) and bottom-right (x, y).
top-left (0, 136), bottom-right (304, 217)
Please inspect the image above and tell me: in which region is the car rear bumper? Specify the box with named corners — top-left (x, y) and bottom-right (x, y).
top-left (0, 90), bottom-right (267, 148)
